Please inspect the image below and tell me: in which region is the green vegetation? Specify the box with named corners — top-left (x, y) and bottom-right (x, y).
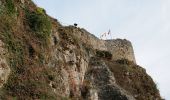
top-left (0, 13), bottom-right (25, 98)
top-left (36, 7), bottom-right (46, 15)
top-left (96, 50), bottom-right (112, 59)
top-left (26, 9), bottom-right (52, 41)
top-left (115, 59), bottom-right (131, 65)
top-left (5, 0), bottom-right (16, 14)
top-left (0, 2), bottom-right (55, 99)
top-left (0, 0), bottom-right (17, 19)
top-left (0, 11), bottom-right (23, 73)
top-left (0, 1), bottom-right (4, 15)
top-left (3, 32), bottom-right (24, 71)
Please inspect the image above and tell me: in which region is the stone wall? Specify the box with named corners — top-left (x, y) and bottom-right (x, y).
top-left (72, 27), bottom-right (136, 63)
top-left (105, 39), bottom-right (136, 63)
top-left (71, 27), bottom-right (106, 50)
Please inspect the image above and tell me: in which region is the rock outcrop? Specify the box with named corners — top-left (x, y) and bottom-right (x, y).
top-left (0, 40), bottom-right (10, 88)
top-left (0, 0), bottom-right (162, 100)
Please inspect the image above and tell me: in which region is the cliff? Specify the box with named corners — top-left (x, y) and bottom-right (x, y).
top-left (0, 0), bottom-right (162, 100)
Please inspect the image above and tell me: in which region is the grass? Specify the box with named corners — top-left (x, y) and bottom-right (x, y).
top-left (106, 60), bottom-right (161, 100)
top-left (4, 32), bottom-right (24, 69)
top-left (0, 12), bottom-right (24, 70)
top-left (0, 9), bottom-right (24, 72)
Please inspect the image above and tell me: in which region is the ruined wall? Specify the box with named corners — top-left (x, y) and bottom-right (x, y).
top-left (72, 27), bottom-right (107, 51)
top-left (105, 39), bottom-right (136, 63)
top-left (71, 27), bottom-right (136, 63)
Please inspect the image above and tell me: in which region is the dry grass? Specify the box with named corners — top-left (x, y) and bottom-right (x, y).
top-left (106, 60), bottom-right (161, 100)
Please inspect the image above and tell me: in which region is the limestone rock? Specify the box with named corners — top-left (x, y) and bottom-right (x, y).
top-left (0, 40), bottom-right (10, 88)
top-left (82, 57), bottom-right (135, 100)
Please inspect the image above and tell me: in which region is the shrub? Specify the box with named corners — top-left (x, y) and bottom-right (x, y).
top-left (2, 31), bottom-right (24, 71)
top-left (26, 10), bottom-right (52, 41)
top-left (36, 7), bottom-right (46, 15)
top-left (115, 59), bottom-right (131, 65)
top-left (96, 50), bottom-right (112, 59)
top-left (0, 1), bottom-right (4, 15)
top-left (5, 0), bottom-right (16, 14)
top-left (48, 74), bottom-right (55, 81)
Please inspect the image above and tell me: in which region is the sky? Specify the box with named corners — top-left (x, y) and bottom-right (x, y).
top-left (32, 0), bottom-right (170, 99)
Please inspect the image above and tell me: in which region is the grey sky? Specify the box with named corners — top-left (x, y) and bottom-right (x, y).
top-left (32, 0), bottom-right (170, 99)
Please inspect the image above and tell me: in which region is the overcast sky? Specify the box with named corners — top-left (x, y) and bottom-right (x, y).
top-left (32, 0), bottom-right (170, 99)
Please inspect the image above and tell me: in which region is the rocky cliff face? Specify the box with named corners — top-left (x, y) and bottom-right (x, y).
top-left (0, 0), bottom-right (162, 100)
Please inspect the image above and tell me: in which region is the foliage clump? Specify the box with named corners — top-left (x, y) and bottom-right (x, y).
top-left (26, 9), bottom-right (52, 41)
top-left (36, 7), bottom-right (46, 15)
top-left (5, 0), bottom-right (16, 14)
top-left (0, 1), bottom-right (4, 15)
top-left (115, 59), bottom-right (131, 65)
top-left (96, 50), bottom-right (112, 59)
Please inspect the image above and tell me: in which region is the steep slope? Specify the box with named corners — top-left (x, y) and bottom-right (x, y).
top-left (0, 0), bottom-right (162, 100)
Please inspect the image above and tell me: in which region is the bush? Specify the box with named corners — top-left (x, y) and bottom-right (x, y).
top-left (115, 59), bottom-right (130, 65)
top-left (26, 10), bottom-right (52, 41)
top-left (2, 31), bottom-right (24, 71)
top-left (0, 1), bottom-right (4, 15)
top-left (96, 50), bottom-right (112, 59)
top-left (5, 0), bottom-right (16, 14)
top-left (36, 7), bottom-right (46, 15)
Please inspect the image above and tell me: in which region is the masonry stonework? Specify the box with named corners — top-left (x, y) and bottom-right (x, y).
top-left (71, 27), bottom-right (136, 63)
top-left (105, 39), bottom-right (136, 63)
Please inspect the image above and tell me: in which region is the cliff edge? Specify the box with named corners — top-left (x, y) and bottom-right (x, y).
top-left (0, 0), bottom-right (162, 100)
